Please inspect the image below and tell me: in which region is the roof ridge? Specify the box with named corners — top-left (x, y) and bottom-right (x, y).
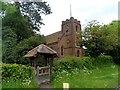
top-left (45, 31), bottom-right (61, 37)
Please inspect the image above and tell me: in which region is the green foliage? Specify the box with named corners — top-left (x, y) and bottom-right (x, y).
top-left (15, 1), bottom-right (52, 31)
top-left (1, 2), bottom-right (51, 66)
top-left (83, 20), bottom-right (118, 57)
top-left (83, 20), bottom-right (103, 57)
top-left (52, 56), bottom-right (94, 80)
top-left (2, 3), bottom-right (34, 42)
top-left (93, 55), bottom-right (113, 67)
top-left (52, 56), bottom-right (113, 77)
top-left (112, 44), bottom-right (120, 64)
top-left (2, 63), bottom-right (38, 88)
top-left (12, 35), bottom-right (46, 65)
top-left (2, 28), bottom-right (17, 63)
top-left (53, 64), bottom-right (118, 88)
top-left (2, 63), bottom-right (35, 81)
top-left (105, 20), bottom-right (120, 64)
top-left (2, 78), bottom-right (39, 88)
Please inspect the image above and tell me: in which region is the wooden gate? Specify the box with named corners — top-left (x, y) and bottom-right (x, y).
top-left (37, 65), bottom-right (50, 84)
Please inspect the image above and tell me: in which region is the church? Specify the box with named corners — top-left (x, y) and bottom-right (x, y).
top-left (45, 17), bottom-right (84, 57)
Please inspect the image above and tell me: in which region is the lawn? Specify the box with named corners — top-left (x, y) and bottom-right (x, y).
top-left (52, 64), bottom-right (119, 88)
top-left (2, 78), bottom-right (39, 88)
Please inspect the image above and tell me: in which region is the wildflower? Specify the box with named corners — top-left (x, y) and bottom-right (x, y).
top-left (104, 83), bottom-right (108, 87)
top-left (111, 65), bottom-right (115, 68)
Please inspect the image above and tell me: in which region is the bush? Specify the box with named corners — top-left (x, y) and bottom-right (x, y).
top-left (93, 55), bottom-right (113, 67)
top-left (52, 55), bottom-right (113, 78)
top-left (52, 56), bottom-right (95, 73)
top-left (2, 63), bottom-right (35, 81)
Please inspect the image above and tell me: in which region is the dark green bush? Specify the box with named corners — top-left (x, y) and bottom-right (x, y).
top-left (2, 63), bottom-right (35, 81)
top-left (52, 56), bottom-right (95, 73)
top-left (52, 55), bottom-right (113, 74)
top-left (93, 55), bottom-right (113, 67)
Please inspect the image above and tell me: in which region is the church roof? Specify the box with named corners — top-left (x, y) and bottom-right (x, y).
top-left (45, 31), bottom-right (62, 44)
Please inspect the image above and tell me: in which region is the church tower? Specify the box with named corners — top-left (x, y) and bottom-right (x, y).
top-left (45, 8), bottom-right (84, 57)
top-left (45, 4), bottom-right (84, 57)
top-left (59, 17), bottom-right (83, 57)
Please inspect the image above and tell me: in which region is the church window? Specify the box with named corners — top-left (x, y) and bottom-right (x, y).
top-left (67, 39), bottom-right (70, 43)
top-left (62, 26), bottom-right (63, 32)
top-left (77, 50), bottom-right (80, 57)
top-left (76, 25), bottom-right (78, 32)
top-left (66, 29), bottom-right (68, 32)
top-left (66, 24), bottom-right (69, 32)
top-left (61, 46), bottom-right (64, 56)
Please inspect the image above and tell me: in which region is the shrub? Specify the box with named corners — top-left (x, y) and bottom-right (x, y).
top-left (2, 63), bottom-right (35, 81)
top-left (52, 55), bottom-right (113, 80)
top-left (52, 56), bottom-right (95, 75)
top-left (93, 55), bottom-right (113, 67)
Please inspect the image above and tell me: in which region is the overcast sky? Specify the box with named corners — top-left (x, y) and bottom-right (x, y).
top-left (40, 0), bottom-right (119, 36)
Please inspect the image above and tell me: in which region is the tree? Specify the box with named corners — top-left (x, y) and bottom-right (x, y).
top-left (82, 20), bottom-right (118, 57)
top-left (100, 21), bottom-right (118, 54)
top-left (15, 1), bottom-right (52, 31)
top-left (1, 2), bottom-right (34, 42)
top-left (104, 20), bottom-right (119, 64)
top-left (82, 20), bottom-right (102, 57)
top-left (11, 35), bottom-right (46, 65)
top-left (1, 1), bottom-right (52, 65)
top-left (2, 28), bottom-right (17, 63)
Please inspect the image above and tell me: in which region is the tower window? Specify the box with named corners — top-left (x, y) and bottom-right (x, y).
top-left (62, 26), bottom-right (63, 32)
top-left (76, 25), bottom-right (78, 32)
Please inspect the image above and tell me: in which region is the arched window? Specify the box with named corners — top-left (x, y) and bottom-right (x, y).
top-left (61, 46), bottom-right (64, 56)
top-left (77, 50), bottom-right (80, 57)
top-left (76, 25), bottom-right (78, 32)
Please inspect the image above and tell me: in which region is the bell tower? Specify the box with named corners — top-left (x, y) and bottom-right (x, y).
top-left (60, 17), bottom-right (82, 56)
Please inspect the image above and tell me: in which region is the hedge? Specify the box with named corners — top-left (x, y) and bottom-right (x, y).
top-left (93, 55), bottom-right (113, 67)
top-left (52, 55), bottom-right (113, 73)
top-left (2, 63), bottom-right (35, 81)
top-left (52, 56), bottom-right (94, 73)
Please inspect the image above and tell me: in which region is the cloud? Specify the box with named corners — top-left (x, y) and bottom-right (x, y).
top-left (40, 0), bottom-right (119, 35)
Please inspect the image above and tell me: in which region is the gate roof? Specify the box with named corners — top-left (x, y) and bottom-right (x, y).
top-left (24, 44), bottom-right (57, 57)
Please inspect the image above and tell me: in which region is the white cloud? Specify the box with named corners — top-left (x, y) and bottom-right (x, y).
top-left (40, 0), bottom-right (119, 35)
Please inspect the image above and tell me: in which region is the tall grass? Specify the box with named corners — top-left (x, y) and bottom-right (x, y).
top-left (52, 64), bottom-right (118, 88)
top-left (2, 78), bottom-right (39, 88)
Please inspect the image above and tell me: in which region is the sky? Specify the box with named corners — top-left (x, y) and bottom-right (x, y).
top-left (40, 0), bottom-right (119, 36)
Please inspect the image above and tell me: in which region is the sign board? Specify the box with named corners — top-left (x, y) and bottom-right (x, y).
top-left (63, 83), bottom-right (69, 90)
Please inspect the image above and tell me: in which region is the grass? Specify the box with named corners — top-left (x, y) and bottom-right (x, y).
top-left (52, 64), bottom-right (119, 88)
top-left (2, 78), bottom-right (39, 88)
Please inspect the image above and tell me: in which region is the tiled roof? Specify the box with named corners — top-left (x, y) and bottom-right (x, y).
top-left (45, 31), bottom-right (62, 44)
